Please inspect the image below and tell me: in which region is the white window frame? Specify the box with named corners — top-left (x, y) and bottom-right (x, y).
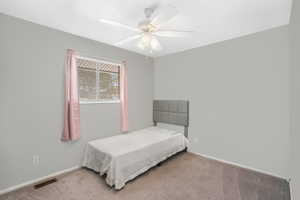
top-left (76, 56), bottom-right (121, 105)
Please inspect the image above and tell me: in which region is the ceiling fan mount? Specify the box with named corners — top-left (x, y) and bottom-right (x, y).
top-left (144, 7), bottom-right (155, 19)
top-left (137, 7), bottom-right (157, 32)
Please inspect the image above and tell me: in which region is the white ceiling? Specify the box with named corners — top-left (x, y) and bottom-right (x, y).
top-left (0, 0), bottom-right (293, 57)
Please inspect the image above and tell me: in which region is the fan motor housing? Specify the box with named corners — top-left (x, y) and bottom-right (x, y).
top-left (138, 20), bottom-right (156, 32)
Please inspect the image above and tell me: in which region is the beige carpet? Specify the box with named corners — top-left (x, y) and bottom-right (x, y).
top-left (0, 152), bottom-right (290, 200)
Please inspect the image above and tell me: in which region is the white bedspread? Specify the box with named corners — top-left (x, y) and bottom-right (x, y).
top-left (82, 126), bottom-right (188, 189)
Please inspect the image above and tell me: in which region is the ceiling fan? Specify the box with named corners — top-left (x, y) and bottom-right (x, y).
top-left (99, 5), bottom-right (195, 52)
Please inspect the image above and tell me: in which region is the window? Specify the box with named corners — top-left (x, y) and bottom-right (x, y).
top-left (77, 57), bottom-right (120, 103)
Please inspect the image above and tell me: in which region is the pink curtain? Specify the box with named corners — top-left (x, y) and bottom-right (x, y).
top-left (61, 49), bottom-right (80, 141)
top-left (120, 61), bottom-right (129, 132)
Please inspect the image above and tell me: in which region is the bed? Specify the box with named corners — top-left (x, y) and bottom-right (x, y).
top-left (82, 100), bottom-right (189, 189)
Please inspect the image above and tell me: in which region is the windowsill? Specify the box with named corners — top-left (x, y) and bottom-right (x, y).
top-left (80, 100), bottom-right (121, 104)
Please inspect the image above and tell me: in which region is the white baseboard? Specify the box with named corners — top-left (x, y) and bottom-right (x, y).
top-left (0, 166), bottom-right (81, 196)
top-left (189, 151), bottom-right (288, 181)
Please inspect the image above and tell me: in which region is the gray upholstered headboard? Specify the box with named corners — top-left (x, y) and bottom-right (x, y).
top-left (153, 100), bottom-right (189, 137)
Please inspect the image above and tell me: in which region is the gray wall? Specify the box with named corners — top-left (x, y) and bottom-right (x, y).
top-left (154, 26), bottom-right (291, 179)
top-left (290, 0), bottom-right (300, 198)
top-left (0, 13), bottom-right (153, 190)
top-left (0, 9), bottom-right (296, 195)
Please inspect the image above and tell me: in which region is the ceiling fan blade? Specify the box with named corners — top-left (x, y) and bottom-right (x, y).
top-left (151, 36), bottom-right (163, 51)
top-left (154, 30), bottom-right (194, 38)
top-left (115, 35), bottom-right (141, 46)
top-left (99, 19), bottom-right (140, 32)
top-left (150, 5), bottom-right (179, 27)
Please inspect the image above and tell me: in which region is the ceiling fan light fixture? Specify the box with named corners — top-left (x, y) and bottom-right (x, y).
top-left (137, 33), bottom-right (162, 52)
top-left (151, 36), bottom-right (162, 51)
top-left (137, 41), bottom-right (146, 50)
top-left (138, 33), bottom-right (152, 49)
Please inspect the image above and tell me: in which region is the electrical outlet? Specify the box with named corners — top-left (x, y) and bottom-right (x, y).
top-left (36, 155), bottom-right (39, 165)
top-left (33, 155), bottom-right (40, 165)
top-left (33, 156), bottom-right (36, 165)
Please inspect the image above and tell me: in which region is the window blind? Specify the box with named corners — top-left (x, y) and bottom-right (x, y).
top-left (77, 58), bottom-right (120, 73)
